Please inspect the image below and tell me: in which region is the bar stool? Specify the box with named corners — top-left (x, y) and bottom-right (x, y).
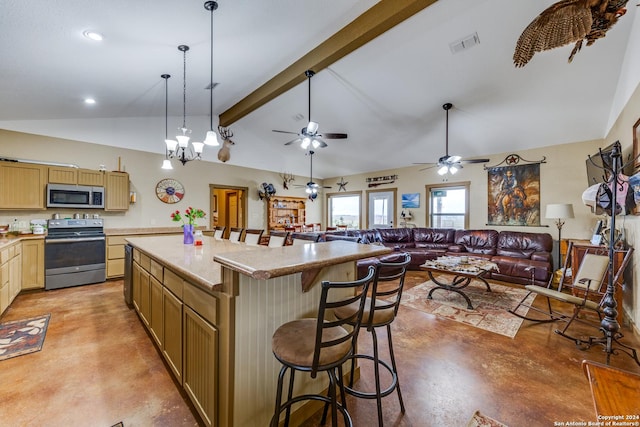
top-left (270, 266), bottom-right (377, 427)
top-left (333, 253), bottom-right (411, 426)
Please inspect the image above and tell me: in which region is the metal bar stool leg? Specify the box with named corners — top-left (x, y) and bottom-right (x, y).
top-left (386, 324), bottom-right (405, 413)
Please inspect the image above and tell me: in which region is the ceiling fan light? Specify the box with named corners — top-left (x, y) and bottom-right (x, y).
top-left (192, 141), bottom-right (205, 154)
top-left (450, 155), bottom-right (462, 163)
top-left (311, 139), bottom-right (321, 149)
top-left (305, 187), bottom-right (312, 194)
top-left (204, 130), bottom-right (220, 146)
top-left (161, 159), bottom-right (173, 170)
top-left (300, 137), bottom-right (311, 149)
top-left (165, 139), bottom-right (178, 152)
top-left (449, 165), bottom-right (459, 174)
top-left (437, 165), bottom-right (449, 175)
top-left (306, 121), bottom-right (319, 134)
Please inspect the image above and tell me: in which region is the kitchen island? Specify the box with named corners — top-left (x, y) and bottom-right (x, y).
top-left (125, 235), bottom-right (391, 427)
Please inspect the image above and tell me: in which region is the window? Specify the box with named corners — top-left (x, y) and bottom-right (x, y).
top-left (327, 192), bottom-right (361, 229)
top-left (426, 182), bottom-right (470, 229)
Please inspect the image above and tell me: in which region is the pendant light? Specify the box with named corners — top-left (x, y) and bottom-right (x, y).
top-left (161, 74), bottom-right (174, 170)
top-left (203, 1), bottom-right (221, 146)
top-left (165, 44), bottom-right (204, 165)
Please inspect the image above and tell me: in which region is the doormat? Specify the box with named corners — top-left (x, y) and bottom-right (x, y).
top-left (0, 314), bottom-right (50, 361)
top-left (466, 410), bottom-right (508, 427)
top-left (398, 279), bottom-right (534, 338)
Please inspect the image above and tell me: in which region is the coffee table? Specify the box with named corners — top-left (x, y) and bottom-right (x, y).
top-left (420, 256), bottom-right (499, 309)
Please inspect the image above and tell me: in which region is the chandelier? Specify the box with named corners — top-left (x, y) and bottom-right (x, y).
top-left (164, 45), bottom-right (204, 166)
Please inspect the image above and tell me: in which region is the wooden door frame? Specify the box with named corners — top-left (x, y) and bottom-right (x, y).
top-left (209, 184), bottom-right (249, 231)
top-left (365, 188), bottom-right (397, 229)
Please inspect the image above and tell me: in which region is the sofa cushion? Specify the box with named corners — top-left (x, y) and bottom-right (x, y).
top-left (496, 231), bottom-right (553, 260)
top-left (377, 228), bottom-right (415, 248)
top-left (453, 230), bottom-right (499, 255)
top-left (345, 229), bottom-right (382, 244)
top-left (413, 228), bottom-right (456, 249)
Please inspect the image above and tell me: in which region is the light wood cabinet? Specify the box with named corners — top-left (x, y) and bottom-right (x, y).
top-left (163, 287), bottom-right (183, 382)
top-left (183, 305), bottom-right (218, 427)
top-left (106, 236), bottom-right (127, 279)
top-left (48, 166), bottom-right (105, 186)
top-left (1, 242), bottom-right (23, 315)
top-left (105, 171), bottom-right (130, 211)
top-left (132, 262), bottom-right (142, 312)
top-left (21, 239), bottom-right (45, 290)
top-left (0, 161), bottom-right (47, 210)
top-left (139, 268), bottom-right (151, 327)
top-left (48, 166), bottom-right (77, 184)
top-left (77, 169), bottom-right (104, 186)
top-left (267, 196), bottom-right (306, 231)
top-left (149, 275), bottom-right (164, 347)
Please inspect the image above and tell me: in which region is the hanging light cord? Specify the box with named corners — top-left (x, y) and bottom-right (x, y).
top-left (164, 75), bottom-right (169, 139)
top-left (182, 47), bottom-right (187, 129)
top-left (209, 2), bottom-right (215, 131)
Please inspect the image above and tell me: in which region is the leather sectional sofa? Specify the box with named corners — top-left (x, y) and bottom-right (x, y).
top-left (324, 228), bottom-right (553, 286)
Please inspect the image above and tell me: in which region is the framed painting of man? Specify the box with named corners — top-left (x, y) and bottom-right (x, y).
top-left (487, 163), bottom-right (541, 226)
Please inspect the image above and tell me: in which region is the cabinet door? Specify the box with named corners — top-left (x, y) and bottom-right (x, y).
top-left (48, 166), bottom-right (77, 184)
top-left (0, 162), bottom-right (47, 209)
top-left (163, 287), bottom-right (183, 383)
top-left (0, 260), bottom-right (9, 315)
top-left (183, 305), bottom-right (218, 427)
top-left (9, 252), bottom-right (22, 301)
top-left (21, 239), bottom-right (45, 290)
top-left (105, 172), bottom-right (130, 211)
top-left (132, 262), bottom-right (142, 312)
top-left (139, 268), bottom-right (151, 326)
top-left (77, 169), bottom-right (104, 186)
top-left (149, 276), bottom-right (163, 347)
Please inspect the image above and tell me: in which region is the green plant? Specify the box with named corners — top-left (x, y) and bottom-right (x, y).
top-left (171, 207), bottom-right (206, 226)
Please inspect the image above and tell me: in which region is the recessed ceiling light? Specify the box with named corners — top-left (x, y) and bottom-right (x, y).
top-left (84, 98), bottom-right (96, 105)
top-left (82, 30), bottom-right (103, 41)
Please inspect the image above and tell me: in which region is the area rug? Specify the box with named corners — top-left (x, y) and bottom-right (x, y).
top-left (466, 410), bottom-right (508, 427)
top-left (0, 314), bottom-right (50, 361)
top-left (398, 279), bottom-right (534, 338)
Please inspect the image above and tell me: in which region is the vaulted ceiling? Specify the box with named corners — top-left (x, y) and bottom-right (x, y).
top-left (1, 0), bottom-right (638, 178)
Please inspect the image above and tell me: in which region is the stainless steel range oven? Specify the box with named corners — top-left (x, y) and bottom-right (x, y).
top-left (45, 219), bottom-right (106, 290)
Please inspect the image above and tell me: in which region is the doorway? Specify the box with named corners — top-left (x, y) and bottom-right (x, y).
top-left (366, 189), bottom-right (396, 228)
top-left (209, 184), bottom-right (248, 237)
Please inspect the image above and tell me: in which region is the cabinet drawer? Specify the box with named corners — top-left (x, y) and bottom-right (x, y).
top-left (107, 236), bottom-right (128, 245)
top-left (150, 259), bottom-right (163, 282)
top-left (183, 283), bottom-right (218, 326)
top-left (107, 259), bottom-right (124, 277)
top-left (13, 243), bottom-right (21, 256)
top-left (133, 248), bottom-right (141, 264)
top-left (164, 268), bottom-right (183, 299)
top-left (107, 245), bottom-right (125, 260)
top-left (139, 253), bottom-right (151, 271)
top-left (0, 247), bottom-right (8, 264)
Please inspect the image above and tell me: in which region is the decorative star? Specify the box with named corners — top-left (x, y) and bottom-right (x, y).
top-left (337, 177), bottom-right (348, 192)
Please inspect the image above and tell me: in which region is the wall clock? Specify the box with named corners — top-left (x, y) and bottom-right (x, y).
top-left (156, 178), bottom-right (185, 204)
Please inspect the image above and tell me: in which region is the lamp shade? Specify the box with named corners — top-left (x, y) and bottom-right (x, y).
top-left (545, 203), bottom-right (574, 219)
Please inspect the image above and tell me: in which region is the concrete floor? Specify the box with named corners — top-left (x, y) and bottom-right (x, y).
top-left (0, 272), bottom-right (639, 427)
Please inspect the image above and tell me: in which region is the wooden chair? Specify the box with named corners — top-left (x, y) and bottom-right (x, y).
top-left (244, 229), bottom-right (264, 245)
top-left (291, 232), bottom-right (321, 245)
top-left (509, 241), bottom-right (633, 348)
top-left (228, 227), bottom-right (243, 242)
top-left (268, 231), bottom-right (289, 247)
top-left (270, 266), bottom-right (376, 427)
top-left (336, 225), bottom-right (348, 231)
top-left (213, 226), bottom-right (225, 240)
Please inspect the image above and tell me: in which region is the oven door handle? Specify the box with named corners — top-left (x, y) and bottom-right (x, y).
top-left (46, 237), bottom-right (106, 244)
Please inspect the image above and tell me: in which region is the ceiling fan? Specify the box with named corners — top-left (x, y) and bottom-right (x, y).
top-left (414, 103), bottom-right (490, 175)
top-left (293, 150), bottom-right (331, 200)
top-left (272, 70), bottom-right (348, 149)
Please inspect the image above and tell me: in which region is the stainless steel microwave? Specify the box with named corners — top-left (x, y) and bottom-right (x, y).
top-left (46, 184), bottom-right (105, 209)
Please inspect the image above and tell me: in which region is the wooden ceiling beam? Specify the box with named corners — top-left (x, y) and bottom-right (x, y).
top-left (218, 0), bottom-right (438, 127)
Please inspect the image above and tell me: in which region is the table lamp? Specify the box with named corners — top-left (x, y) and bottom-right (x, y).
top-left (546, 203), bottom-right (574, 269)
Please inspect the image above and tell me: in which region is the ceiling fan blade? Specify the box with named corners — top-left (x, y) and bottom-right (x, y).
top-left (283, 138), bottom-right (301, 146)
top-left (412, 162), bottom-right (435, 165)
top-left (419, 165), bottom-right (437, 171)
top-left (461, 158), bottom-right (491, 164)
top-left (272, 129), bottom-right (299, 135)
top-left (321, 132), bottom-right (348, 139)
top-left (313, 138), bottom-right (328, 148)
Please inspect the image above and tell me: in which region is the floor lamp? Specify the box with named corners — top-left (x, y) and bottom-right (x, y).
top-left (545, 203), bottom-right (574, 270)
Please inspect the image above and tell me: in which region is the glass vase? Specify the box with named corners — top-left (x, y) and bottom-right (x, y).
top-left (183, 224), bottom-right (194, 245)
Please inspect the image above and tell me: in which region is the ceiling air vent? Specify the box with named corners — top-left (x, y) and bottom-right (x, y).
top-left (449, 32), bottom-right (480, 54)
